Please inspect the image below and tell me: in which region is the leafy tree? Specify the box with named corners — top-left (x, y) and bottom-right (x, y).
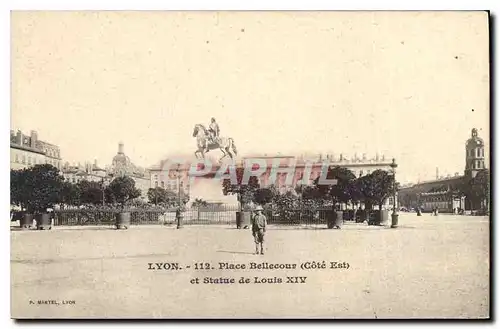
top-left (272, 190), bottom-right (300, 221)
top-left (11, 164), bottom-right (64, 214)
top-left (192, 198), bottom-right (209, 208)
top-left (147, 187), bottom-right (177, 205)
top-left (60, 181), bottom-right (81, 207)
top-left (294, 184), bottom-right (326, 210)
top-left (356, 169), bottom-right (394, 210)
top-left (314, 166), bottom-right (356, 210)
top-left (77, 180), bottom-right (104, 205)
top-left (254, 187), bottom-right (276, 205)
top-left (467, 169), bottom-right (490, 211)
top-left (222, 166), bottom-right (260, 210)
top-left (11, 169), bottom-right (28, 210)
top-left (107, 176), bottom-right (141, 207)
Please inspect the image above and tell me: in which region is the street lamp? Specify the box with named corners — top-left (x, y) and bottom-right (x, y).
top-left (177, 164), bottom-right (181, 207)
top-left (101, 176), bottom-right (111, 206)
top-left (390, 158), bottom-right (399, 228)
top-left (175, 164), bottom-right (184, 229)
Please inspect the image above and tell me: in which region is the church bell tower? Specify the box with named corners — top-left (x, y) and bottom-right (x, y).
top-left (464, 128), bottom-right (485, 178)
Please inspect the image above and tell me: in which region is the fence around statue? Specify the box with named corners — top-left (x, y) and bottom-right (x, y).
top-left (51, 204), bottom-right (361, 227)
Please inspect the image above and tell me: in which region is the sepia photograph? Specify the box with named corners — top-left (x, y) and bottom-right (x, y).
top-left (9, 10), bottom-right (490, 319)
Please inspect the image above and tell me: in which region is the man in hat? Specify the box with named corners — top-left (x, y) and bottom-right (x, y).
top-left (251, 205), bottom-right (267, 255)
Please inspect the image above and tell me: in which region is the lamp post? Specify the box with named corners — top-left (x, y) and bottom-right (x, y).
top-left (175, 164), bottom-right (183, 229)
top-left (390, 158), bottom-right (399, 228)
top-left (101, 176), bottom-right (110, 206)
top-left (177, 164), bottom-right (181, 207)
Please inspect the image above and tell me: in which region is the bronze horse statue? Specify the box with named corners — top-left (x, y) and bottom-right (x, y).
top-left (192, 124), bottom-right (238, 161)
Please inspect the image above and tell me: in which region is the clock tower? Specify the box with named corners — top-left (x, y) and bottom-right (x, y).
top-left (465, 128), bottom-right (485, 178)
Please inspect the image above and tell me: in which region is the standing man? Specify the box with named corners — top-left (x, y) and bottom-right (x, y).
top-left (251, 205), bottom-right (267, 255)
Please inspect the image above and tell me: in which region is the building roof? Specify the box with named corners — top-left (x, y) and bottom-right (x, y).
top-left (10, 143), bottom-right (46, 155)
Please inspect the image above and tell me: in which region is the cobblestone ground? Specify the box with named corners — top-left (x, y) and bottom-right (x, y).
top-left (10, 213), bottom-right (489, 319)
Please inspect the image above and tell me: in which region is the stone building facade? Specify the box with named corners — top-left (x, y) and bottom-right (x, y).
top-left (61, 160), bottom-right (107, 184)
top-left (10, 130), bottom-right (62, 170)
top-left (150, 153), bottom-right (396, 207)
top-left (398, 128), bottom-right (488, 213)
top-left (109, 142), bottom-right (151, 199)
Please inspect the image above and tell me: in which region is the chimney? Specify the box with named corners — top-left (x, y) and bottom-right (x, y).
top-left (16, 130), bottom-right (22, 145)
top-left (118, 142), bottom-right (124, 154)
top-left (30, 130), bottom-right (38, 148)
top-left (436, 167), bottom-right (439, 180)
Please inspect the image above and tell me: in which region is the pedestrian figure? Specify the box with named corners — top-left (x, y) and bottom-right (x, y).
top-left (251, 205), bottom-right (267, 255)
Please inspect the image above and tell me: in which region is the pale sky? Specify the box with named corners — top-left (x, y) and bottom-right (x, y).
top-left (11, 11), bottom-right (489, 184)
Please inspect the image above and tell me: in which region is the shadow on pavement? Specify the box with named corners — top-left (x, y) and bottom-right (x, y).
top-left (11, 252), bottom-right (174, 265)
top-left (216, 250), bottom-right (256, 255)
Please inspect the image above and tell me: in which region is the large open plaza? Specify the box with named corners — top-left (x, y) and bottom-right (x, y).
top-left (10, 213), bottom-right (489, 319)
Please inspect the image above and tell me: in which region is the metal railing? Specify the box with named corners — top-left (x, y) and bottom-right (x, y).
top-left (52, 205), bottom-right (370, 227)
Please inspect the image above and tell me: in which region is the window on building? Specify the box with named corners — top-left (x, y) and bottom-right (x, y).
top-left (161, 181), bottom-right (165, 188)
top-left (155, 181), bottom-right (158, 187)
top-left (22, 156), bottom-right (26, 164)
top-left (477, 149), bottom-right (481, 157)
top-left (154, 175), bottom-right (158, 180)
top-left (15, 154), bottom-right (19, 163)
top-left (28, 157), bottom-right (32, 165)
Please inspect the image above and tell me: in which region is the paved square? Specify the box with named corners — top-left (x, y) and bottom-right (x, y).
top-left (11, 214), bottom-right (489, 319)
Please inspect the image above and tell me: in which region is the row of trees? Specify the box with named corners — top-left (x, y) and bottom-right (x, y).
top-left (146, 187), bottom-right (189, 207)
top-left (222, 166), bottom-right (397, 211)
top-left (11, 164), bottom-right (143, 213)
top-left (11, 164), bottom-right (193, 214)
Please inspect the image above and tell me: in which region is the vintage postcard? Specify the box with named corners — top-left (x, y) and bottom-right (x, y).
top-left (10, 11), bottom-right (490, 319)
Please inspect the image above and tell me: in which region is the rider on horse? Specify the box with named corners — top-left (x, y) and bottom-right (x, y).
top-left (206, 117), bottom-right (220, 152)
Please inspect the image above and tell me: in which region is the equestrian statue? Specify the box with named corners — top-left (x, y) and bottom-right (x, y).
top-left (192, 117), bottom-right (238, 161)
